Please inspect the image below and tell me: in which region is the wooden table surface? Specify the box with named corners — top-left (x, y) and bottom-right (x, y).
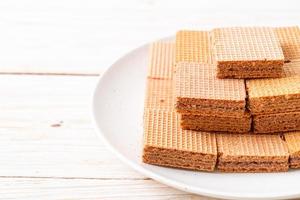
top-left (1, 1), bottom-right (299, 199)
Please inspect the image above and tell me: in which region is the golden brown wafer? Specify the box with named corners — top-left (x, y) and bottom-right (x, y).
top-left (284, 131), bottom-right (300, 168)
top-left (180, 112), bottom-right (251, 133)
top-left (253, 112), bottom-right (300, 134)
top-left (175, 62), bottom-right (247, 116)
top-left (143, 110), bottom-right (217, 171)
top-left (246, 61), bottom-right (300, 115)
top-left (217, 133), bottom-right (289, 172)
top-left (213, 27), bottom-right (284, 78)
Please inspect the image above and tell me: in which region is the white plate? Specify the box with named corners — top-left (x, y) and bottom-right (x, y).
top-left (92, 40), bottom-right (300, 200)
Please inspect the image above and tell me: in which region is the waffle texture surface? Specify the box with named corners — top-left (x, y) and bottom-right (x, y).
top-left (175, 62), bottom-right (246, 101)
top-left (148, 42), bottom-right (175, 79)
top-left (275, 26), bottom-right (300, 61)
top-left (213, 27), bottom-right (284, 62)
top-left (176, 30), bottom-right (212, 64)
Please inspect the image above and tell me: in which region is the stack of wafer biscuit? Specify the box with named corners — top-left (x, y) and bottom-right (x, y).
top-left (142, 26), bottom-right (300, 173)
top-left (143, 42), bottom-right (218, 171)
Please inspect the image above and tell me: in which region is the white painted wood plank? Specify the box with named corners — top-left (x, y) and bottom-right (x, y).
top-left (0, 178), bottom-right (217, 200)
top-left (0, 0), bottom-right (299, 74)
top-left (0, 75), bottom-right (143, 179)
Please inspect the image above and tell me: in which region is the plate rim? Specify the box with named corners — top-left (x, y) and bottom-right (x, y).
top-left (91, 41), bottom-right (300, 200)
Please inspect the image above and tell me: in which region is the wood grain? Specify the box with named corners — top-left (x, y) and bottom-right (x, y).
top-left (0, 178), bottom-right (216, 200)
top-left (0, 75), bottom-right (142, 179)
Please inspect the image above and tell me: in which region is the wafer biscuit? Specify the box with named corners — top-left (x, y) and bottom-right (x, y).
top-left (181, 112), bottom-right (251, 133)
top-left (253, 112), bottom-right (300, 134)
top-left (253, 111), bottom-right (300, 133)
top-left (175, 62), bottom-right (247, 116)
top-left (213, 27), bottom-right (284, 78)
top-left (143, 110), bottom-right (218, 171)
top-left (175, 30), bottom-right (212, 64)
top-left (148, 42), bottom-right (175, 79)
top-left (275, 26), bottom-right (300, 61)
top-left (217, 133), bottom-right (289, 172)
top-left (247, 61), bottom-right (300, 115)
top-left (284, 131), bottom-right (300, 168)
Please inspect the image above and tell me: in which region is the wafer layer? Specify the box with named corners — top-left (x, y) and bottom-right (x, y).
top-left (180, 113), bottom-right (251, 133)
top-left (218, 163), bottom-right (289, 173)
top-left (284, 131), bottom-right (300, 168)
top-left (247, 61), bottom-right (300, 115)
top-left (253, 112), bottom-right (300, 133)
top-left (213, 27), bottom-right (284, 78)
top-left (175, 62), bottom-right (246, 116)
top-left (217, 68), bottom-right (283, 79)
top-left (175, 30), bottom-right (212, 64)
top-left (275, 26), bottom-right (300, 61)
top-left (217, 133), bottom-right (289, 172)
top-left (143, 110), bottom-right (218, 171)
top-left (217, 134), bottom-right (289, 162)
top-left (148, 42), bottom-right (175, 79)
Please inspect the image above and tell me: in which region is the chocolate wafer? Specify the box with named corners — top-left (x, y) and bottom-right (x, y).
top-left (213, 27), bottom-right (285, 78)
top-left (175, 62), bottom-right (250, 132)
top-left (247, 61), bottom-right (300, 115)
top-left (143, 110), bottom-right (218, 171)
top-left (175, 30), bottom-right (212, 64)
top-left (217, 133), bottom-right (289, 172)
top-left (253, 112), bottom-right (300, 133)
top-left (284, 131), bottom-right (300, 168)
top-left (180, 113), bottom-right (251, 133)
top-left (175, 62), bottom-right (247, 116)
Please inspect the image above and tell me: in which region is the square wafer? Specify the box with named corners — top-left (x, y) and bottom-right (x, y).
top-left (275, 26), bottom-right (300, 61)
top-left (143, 110), bottom-right (218, 171)
top-left (284, 131), bottom-right (300, 168)
top-left (175, 62), bottom-right (247, 116)
top-left (148, 42), bottom-right (175, 79)
top-left (217, 133), bottom-right (289, 172)
top-left (175, 30), bottom-right (212, 64)
top-left (246, 61), bottom-right (300, 115)
top-left (213, 27), bottom-right (284, 78)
